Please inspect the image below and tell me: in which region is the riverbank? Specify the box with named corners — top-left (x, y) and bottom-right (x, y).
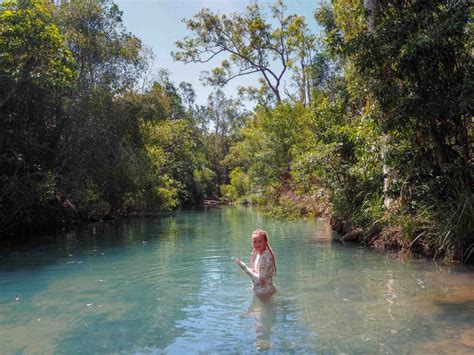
top-left (242, 188), bottom-right (473, 264)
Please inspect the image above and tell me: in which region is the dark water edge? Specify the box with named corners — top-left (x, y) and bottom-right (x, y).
top-left (0, 208), bottom-right (184, 252)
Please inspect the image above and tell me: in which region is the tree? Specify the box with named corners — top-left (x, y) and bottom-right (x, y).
top-left (318, 0), bottom-right (473, 260)
top-left (172, 0), bottom-right (316, 104)
top-left (54, 0), bottom-right (145, 93)
top-left (0, 0), bottom-right (76, 236)
top-left (53, 0), bottom-right (148, 212)
top-left (201, 89), bottom-right (246, 194)
top-left (224, 103), bottom-right (311, 193)
top-left (205, 89), bottom-right (245, 155)
top-left (141, 118), bottom-right (212, 207)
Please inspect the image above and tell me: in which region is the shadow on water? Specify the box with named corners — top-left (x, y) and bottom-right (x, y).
top-left (434, 298), bottom-right (474, 326)
top-left (0, 215), bottom-right (182, 271)
top-left (53, 302), bottom-right (191, 354)
top-left (415, 296), bottom-right (474, 352)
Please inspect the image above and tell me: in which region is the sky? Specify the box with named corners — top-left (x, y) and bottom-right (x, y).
top-left (114, 0), bottom-right (322, 106)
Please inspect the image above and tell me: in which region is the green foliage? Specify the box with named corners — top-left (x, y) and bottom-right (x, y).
top-left (199, 89), bottom-right (247, 196)
top-left (0, 0), bottom-right (76, 87)
top-left (222, 102), bottom-right (331, 212)
top-left (313, 0), bottom-right (473, 260)
top-left (0, 0), bottom-right (77, 235)
top-left (412, 178), bottom-right (473, 262)
top-left (141, 119), bottom-right (209, 207)
top-left (0, 0), bottom-right (214, 239)
top-left (385, 177), bottom-right (474, 263)
top-left (55, 0), bottom-right (145, 91)
top-left (219, 0), bottom-right (472, 263)
top-left (220, 167), bottom-right (251, 202)
top-left (1, 0), bottom-right (471, 264)
top-left (194, 167), bottom-right (215, 198)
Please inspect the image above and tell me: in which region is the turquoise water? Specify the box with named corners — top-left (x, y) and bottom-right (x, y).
top-left (1, 208), bottom-right (473, 353)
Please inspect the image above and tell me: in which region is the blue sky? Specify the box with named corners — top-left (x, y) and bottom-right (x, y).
top-left (114, 0), bottom-right (321, 106)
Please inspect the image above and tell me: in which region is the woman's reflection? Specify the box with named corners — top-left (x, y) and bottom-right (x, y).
top-left (246, 293), bottom-right (277, 351)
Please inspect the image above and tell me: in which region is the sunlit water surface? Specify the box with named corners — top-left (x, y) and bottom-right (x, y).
top-left (1, 208), bottom-right (473, 354)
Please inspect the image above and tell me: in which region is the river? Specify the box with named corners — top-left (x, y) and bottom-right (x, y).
top-left (1, 208), bottom-right (473, 353)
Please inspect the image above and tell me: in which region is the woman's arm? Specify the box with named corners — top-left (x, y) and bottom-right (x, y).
top-left (235, 257), bottom-right (259, 283)
top-left (235, 252), bottom-right (274, 284)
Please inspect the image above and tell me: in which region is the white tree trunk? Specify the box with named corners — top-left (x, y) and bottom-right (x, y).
top-left (364, 0), bottom-right (378, 32)
top-left (364, 0), bottom-right (393, 208)
top-left (381, 134), bottom-right (394, 208)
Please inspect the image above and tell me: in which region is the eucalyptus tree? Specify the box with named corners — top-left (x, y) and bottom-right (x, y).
top-left (205, 89), bottom-right (245, 154)
top-left (172, 0), bottom-right (316, 105)
top-left (178, 81), bottom-right (196, 113)
top-left (203, 89), bottom-right (247, 193)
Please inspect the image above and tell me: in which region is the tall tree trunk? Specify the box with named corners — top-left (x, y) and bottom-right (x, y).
top-left (300, 61), bottom-right (307, 106)
top-left (364, 0), bottom-right (394, 208)
top-left (381, 134), bottom-right (393, 208)
top-left (214, 117), bottom-right (220, 156)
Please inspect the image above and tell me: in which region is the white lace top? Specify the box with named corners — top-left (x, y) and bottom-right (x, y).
top-left (238, 249), bottom-right (276, 295)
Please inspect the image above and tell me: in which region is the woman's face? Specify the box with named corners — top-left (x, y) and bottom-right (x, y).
top-left (252, 235), bottom-right (267, 253)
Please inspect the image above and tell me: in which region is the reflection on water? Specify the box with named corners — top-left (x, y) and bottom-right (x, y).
top-left (243, 293), bottom-right (277, 351)
top-left (0, 208), bottom-right (473, 353)
top-left (385, 272), bottom-right (396, 320)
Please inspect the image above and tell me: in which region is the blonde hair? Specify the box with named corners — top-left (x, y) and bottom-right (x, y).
top-left (251, 229), bottom-right (276, 274)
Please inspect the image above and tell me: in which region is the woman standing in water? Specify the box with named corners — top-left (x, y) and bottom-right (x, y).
top-left (236, 229), bottom-right (276, 295)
